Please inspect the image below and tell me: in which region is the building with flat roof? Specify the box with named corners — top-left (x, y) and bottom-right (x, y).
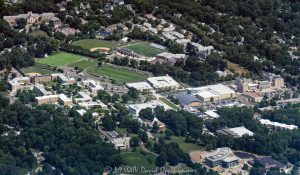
top-left (156, 52), bottom-right (186, 65)
top-left (106, 131), bottom-right (130, 149)
top-left (204, 110), bottom-right (220, 119)
top-left (176, 92), bottom-right (201, 107)
top-left (263, 73), bottom-right (285, 89)
top-left (147, 75), bottom-right (180, 90)
top-left (126, 82), bottom-right (153, 92)
top-left (8, 77), bottom-right (30, 92)
top-left (34, 84), bottom-right (52, 96)
top-left (255, 157), bottom-right (286, 171)
top-left (205, 147), bottom-right (239, 168)
top-left (128, 100), bottom-right (171, 116)
top-left (81, 80), bottom-right (104, 96)
top-left (51, 73), bottom-right (75, 84)
top-left (36, 94), bottom-right (72, 106)
top-left (217, 126), bottom-right (254, 138)
top-left (78, 100), bottom-right (107, 110)
top-left (30, 75), bottom-right (52, 84)
top-left (188, 84), bottom-right (236, 102)
top-left (74, 91), bottom-right (92, 103)
top-left (259, 119), bottom-right (298, 131)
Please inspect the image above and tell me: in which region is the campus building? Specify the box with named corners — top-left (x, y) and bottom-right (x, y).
top-left (217, 126), bottom-right (254, 138)
top-left (30, 75), bottom-right (52, 84)
top-left (34, 84), bottom-right (52, 96)
top-left (205, 147), bottom-right (239, 168)
top-left (8, 77), bottom-right (30, 92)
top-left (126, 82), bottom-right (153, 93)
top-left (81, 80), bottom-right (104, 96)
top-left (259, 119), bottom-right (298, 131)
top-left (106, 131), bottom-right (130, 149)
top-left (147, 75), bottom-right (180, 90)
top-left (127, 100), bottom-right (171, 116)
top-left (156, 52), bottom-right (186, 65)
top-left (35, 94), bottom-right (72, 106)
top-left (176, 92), bottom-right (201, 107)
top-left (187, 84), bottom-right (236, 102)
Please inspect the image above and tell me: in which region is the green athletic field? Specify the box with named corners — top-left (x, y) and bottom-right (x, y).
top-left (86, 65), bottom-right (148, 83)
top-left (37, 52), bottom-right (84, 67)
top-left (68, 60), bottom-right (97, 70)
top-left (72, 39), bottom-right (118, 49)
top-left (124, 42), bottom-right (165, 57)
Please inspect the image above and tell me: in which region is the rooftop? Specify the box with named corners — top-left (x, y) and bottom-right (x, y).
top-left (147, 75), bottom-right (180, 89)
top-left (176, 92), bottom-right (200, 106)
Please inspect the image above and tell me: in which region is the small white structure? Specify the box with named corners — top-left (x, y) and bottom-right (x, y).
top-left (128, 100), bottom-right (171, 116)
top-left (204, 110), bottom-right (220, 119)
top-left (81, 80), bottom-right (104, 96)
top-left (120, 37), bottom-right (129, 43)
top-left (110, 137), bottom-right (130, 149)
top-left (147, 75), bottom-right (180, 90)
top-left (76, 109), bottom-right (87, 116)
top-left (126, 82), bottom-right (153, 92)
top-left (259, 119), bottom-right (298, 131)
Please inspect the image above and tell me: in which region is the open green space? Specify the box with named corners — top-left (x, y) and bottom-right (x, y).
top-left (159, 97), bottom-right (180, 110)
top-left (37, 52), bottom-right (84, 67)
top-left (121, 148), bottom-right (157, 171)
top-left (86, 65), bottom-right (148, 83)
top-left (29, 30), bottom-right (49, 38)
top-left (68, 60), bottom-right (97, 70)
top-left (168, 136), bottom-right (206, 153)
top-left (22, 66), bottom-right (55, 75)
top-left (72, 39), bottom-right (118, 49)
top-left (124, 42), bottom-right (165, 57)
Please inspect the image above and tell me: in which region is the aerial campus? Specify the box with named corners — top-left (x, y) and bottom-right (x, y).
top-left (0, 0), bottom-right (300, 175)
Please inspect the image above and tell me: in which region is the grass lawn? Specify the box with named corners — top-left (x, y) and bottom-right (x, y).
top-left (72, 39), bottom-right (118, 49)
top-left (159, 97), bottom-right (180, 110)
top-left (168, 136), bottom-right (206, 153)
top-left (37, 52), bottom-right (84, 67)
top-left (22, 66), bottom-right (55, 75)
top-left (68, 60), bottom-right (97, 70)
top-left (29, 30), bottom-right (49, 38)
top-left (121, 148), bottom-right (157, 171)
top-left (226, 60), bottom-right (249, 75)
top-left (124, 42), bottom-right (165, 57)
top-left (86, 65), bottom-right (148, 83)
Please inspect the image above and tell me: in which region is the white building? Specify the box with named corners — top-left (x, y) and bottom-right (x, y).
top-left (259, 119), bottom-right (298, 131)
top-left (8, 77), bottom-right (30, 92)
top-left (74, 91), bottom-right (92, 103)
top-left (126, 82), bottom-right (153, 92)
top-left (81, 80), bottom-right (104, 96)
top-left (188, 84), bottom-right (236, 102)
top-left (110, 137), bottom-right (130, 149)
top-left (34, 84), bottom-right (52, 96)
top-left (51, 73), bottom-right (75, 84)
top-left (191, 42), bottom-right (214, 54)
top-left (147, 75), bottom-right (180, 90)
top-left (128, 100), bottom-right (171, 116)
top-left (78, 100), bottom-right (107, 110)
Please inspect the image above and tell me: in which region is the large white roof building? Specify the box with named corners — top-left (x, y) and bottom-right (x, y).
top-left (147, 75), bottom-right (180, 90)
top-left (128, 100), bottom-right (172, 116)
top-left (126, 82), bottom-right (153, 92)
top-left (188, 84), bottom-right (236, 102)
top-left (260, 119), bottom-right (298, 131)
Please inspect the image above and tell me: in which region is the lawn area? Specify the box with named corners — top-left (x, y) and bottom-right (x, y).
top-left (37, 52), bottom-right (84, 67)
top-left (168, 136), bottom-right (206, 153)
top-left (226, 60), bottom-right (249, 75)
top-left (29, 30), bottom-right (49, 38)
top-left (86, 65), bottom-right (148, 83)
top-left (72, 39), bottom-right (118, 49)
top-left (159, 97), bottom-right (180, 110)
top-left (124, 42), bottom-right (165, 57)
top-left (121, 148), bottom-right (157, 171)
top-left (22, 66), bottom-right (55, 75)
top-left (68, 60), bottom-right (97, 70)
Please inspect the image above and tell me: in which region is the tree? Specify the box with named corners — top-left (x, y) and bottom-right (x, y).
top-left (138, 130), bottom-right (148, 143)
top-left (130, 137), bottom-right (140, 147)
top-left (139, 108), bottom-right (154, 121)
top-left (98, 61), bottom-right (102, 67)
top-left (16, 18), bottom-right (27, 29)
top-left (102, 115), bottom-right (115, 131)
